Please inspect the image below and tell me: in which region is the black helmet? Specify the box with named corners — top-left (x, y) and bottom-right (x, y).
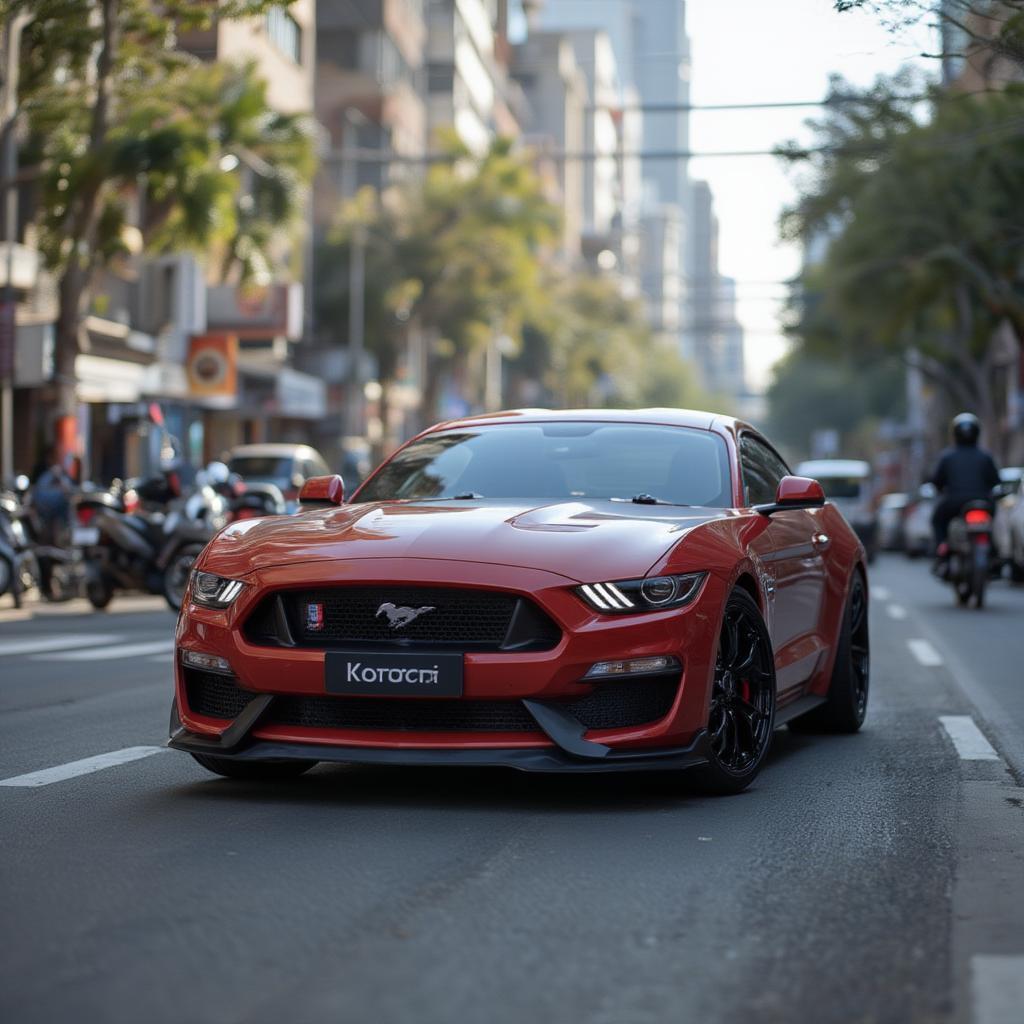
top-left (951, 412), bottom-right (981, 446)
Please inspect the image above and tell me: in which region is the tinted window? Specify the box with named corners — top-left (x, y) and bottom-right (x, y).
top-left (740, 435), bottom-right (790, 506)
top-left (816, 476), bottom-right (865, 500)
top-left (228, 456), bottom-right (294, 488)
top-left (357, 423), bottom-right (733, 507)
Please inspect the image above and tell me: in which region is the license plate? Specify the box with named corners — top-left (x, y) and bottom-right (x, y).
top-left (72, 527), bottom-right (99, 546)
top-left (325, 650), bottom-right (463, 698)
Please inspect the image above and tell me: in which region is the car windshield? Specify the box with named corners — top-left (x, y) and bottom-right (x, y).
top-left (228, 456), bottom-right (294, 488)
top-left (816, 476), bottom-right (865, 500)
top-left (356, 423), bottom-right (733, 507)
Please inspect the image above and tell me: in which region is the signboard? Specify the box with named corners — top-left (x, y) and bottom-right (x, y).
top-left (187, 334), bottom-right (238, 407)
top-left (205, 283), bottom-right (303, 340)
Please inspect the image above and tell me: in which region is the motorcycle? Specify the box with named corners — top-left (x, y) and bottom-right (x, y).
top-left (79, 468), bottom-right (223, 612)
top-left (0, 483), bottom-right (38, 607)
top-left (943, 500), bottom-right (994, 609)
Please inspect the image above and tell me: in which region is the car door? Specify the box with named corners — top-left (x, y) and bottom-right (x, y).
top-left (739, 434), bottom-right (827, 693)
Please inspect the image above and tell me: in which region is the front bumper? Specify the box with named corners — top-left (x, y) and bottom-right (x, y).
top-left (171, 557), bottom-right (723, 770)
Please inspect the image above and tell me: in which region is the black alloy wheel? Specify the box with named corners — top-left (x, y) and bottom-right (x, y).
top-left (791, 571), bottom-right (870, 734)
top-left (691, 588), bottom-right (776, 795)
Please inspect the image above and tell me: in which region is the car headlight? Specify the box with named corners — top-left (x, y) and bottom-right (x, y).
top-left (576, 572), bottom-right (707, 613)
top-left (190, 571), bottom-right (245, 609)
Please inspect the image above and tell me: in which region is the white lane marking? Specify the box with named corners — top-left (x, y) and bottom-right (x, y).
top-left (908, 638), bottom-right (944, 667)
top-left (34, 639), bottom-right (174, 662)
top-left (887, 603), bottom-right (907, 620)
top-left (939, 716), bottom-right (1000, 762)
top-left (872, 585), bottom-right (891, 600)
top-left (0, 746), bottom-right (167, 788)
top-left (0, 634), bottom-right (121, 657)
top-left (972, 955), bottom-right (1024, 1024)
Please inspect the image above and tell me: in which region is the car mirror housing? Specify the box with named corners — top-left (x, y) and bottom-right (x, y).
top-left (298, 475), bottom-right (345, 508)
top-left (756, 475), bottom-right (826, 516)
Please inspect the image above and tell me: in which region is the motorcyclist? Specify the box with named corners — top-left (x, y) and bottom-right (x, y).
top-left (929, 413), bottom-right (1000, 566)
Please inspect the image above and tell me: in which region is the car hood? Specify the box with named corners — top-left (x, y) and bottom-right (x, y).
top-left (202, 499), bottom-right (731, 583)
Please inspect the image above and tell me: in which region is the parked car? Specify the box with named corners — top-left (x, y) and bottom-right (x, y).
top-left (227, 444), bottom-right (331, 510)
top-left (877, 492), bottom-right (910, 551)
top-left (903, 483), bottom-right (938, 558)
top-left (992, 467), bottom-right (1024, 582)
top-left (796, 459), bottom-right (877, 562)
top-left (170, 409), bottom-right (870, 795)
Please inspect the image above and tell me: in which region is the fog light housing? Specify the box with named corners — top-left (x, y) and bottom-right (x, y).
top-left (180, 649), bottom-right (234, 676)
top-left (584, 655), bottom-right (679, 679)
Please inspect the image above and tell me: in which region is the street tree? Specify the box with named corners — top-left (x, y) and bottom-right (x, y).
top-left (3, 0), bottom-right (315, 453)
top-left (316, 134), bottom-right (559, 430)
top-left (780, 77), bottom-right (1024, 457)
top-left (834, 0), bottom-right (1024, 77)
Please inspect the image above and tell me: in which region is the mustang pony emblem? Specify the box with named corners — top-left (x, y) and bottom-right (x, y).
top-left (376, 602), bottom-right (436, 629)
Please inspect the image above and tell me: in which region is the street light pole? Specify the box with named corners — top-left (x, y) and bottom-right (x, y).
top-left (0, 11), bottom-right (33, 482)
top-left (341, 108), bottom-right (367, 442)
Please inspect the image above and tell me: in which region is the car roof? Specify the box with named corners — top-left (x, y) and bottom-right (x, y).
top-left (423, 407), bottom-right (747, 435)
top-left (796, 459), bottom-right (871, 478)
top-left (229, 444), bottom-right (317, 459)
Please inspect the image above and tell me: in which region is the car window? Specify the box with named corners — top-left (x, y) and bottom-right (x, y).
top-left (815, 476), bottom-right (865, 500)
top-left (739, 435), bottom-right (789, 506)
top-left (357, 423), bottom-right (733, 507)
top-left (227, 456), bottom-right (294, 489)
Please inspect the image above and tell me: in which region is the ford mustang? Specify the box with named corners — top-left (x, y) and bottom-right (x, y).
top-left (168, 409), bottom-right (869, 794)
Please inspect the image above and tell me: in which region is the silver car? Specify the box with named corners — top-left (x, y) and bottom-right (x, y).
top-left (796, 459), bottom-right (877, 562)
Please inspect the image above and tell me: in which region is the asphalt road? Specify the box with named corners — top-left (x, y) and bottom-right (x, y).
top-left (1, 561), bottom-right (1022, 1024)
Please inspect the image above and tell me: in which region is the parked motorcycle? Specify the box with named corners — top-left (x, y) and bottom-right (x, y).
top-left (79, 468), bottom-right (222, 612)
top-left (0, 483), bottom-right (38, 607)
top-left (942, 500), bottom-right (994, 609)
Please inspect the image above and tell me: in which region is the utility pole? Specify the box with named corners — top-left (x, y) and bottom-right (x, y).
top-left (0, 10), bottom-right (33, 481)
top-left (341, 108), bottom-right (367, 442)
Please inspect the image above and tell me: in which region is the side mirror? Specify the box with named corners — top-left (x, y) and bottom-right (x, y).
top-left (297, 474), bottom-right (345, 508)
top-left (756, 475), bottom-right (826, 516)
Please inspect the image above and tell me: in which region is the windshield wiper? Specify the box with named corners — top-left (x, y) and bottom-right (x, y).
top-left (450, 492), bottom-right (484, 500)
top-left (628, 493), bottom-right (668, 505)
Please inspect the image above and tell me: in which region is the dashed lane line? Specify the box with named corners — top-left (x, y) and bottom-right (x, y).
top-left (939, 716), bottom-right (1001, 762)
top-left (886, 603), bottom-right (907, 620)
top-left (34, 639), bottom-right (175, 662)
top-left (0, 634), bottom-right (121, 658)
top-left (971, 955), bottom-right (1024, 1024)
top-left (0, 746), bottom-right (168, 788)
top-left (908, 638), bottom-right (944, 667)
top-left (872, 585), bottom-right (891, 601)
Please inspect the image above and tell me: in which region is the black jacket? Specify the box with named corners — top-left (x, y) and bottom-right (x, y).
top-left (930, 445), bottom-right (1001, 501)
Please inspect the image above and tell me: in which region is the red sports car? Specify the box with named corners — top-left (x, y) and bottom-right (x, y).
top-left (169, 410), bottom-right (869, 794)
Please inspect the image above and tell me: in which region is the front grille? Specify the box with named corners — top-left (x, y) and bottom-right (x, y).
top-left (245, 586), bottom-right (561, 652)
top-left (184, 669), bottom-right (257, 719)
top-left (182, 672), bottom-right (678, 732)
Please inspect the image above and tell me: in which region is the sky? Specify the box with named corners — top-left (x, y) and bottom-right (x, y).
top-left (684, 0), bottom-right (938, 390)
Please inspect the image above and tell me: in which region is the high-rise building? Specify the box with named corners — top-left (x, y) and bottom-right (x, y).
top-left (425, 0), bottom-right (525, 152)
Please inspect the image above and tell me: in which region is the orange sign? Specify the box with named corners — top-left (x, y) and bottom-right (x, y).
top-left (187, 334), bottom-right (238, 405)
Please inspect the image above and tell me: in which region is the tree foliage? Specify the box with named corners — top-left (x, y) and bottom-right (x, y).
top-left (3, 0), bottom-right (315, 428)
top-left (317, 135), bottom-right (709, 425)
top-left (780, 75), bottom-right (1024, 457)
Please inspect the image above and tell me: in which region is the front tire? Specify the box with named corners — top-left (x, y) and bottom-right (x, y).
top-left (690, 588), bottom-right (776, 795)
top-left (86, 576), bottom-right (114, 610)
top-left (190, 752), bottom-right (317, 780)
top-left (163, 544), bottom-right (204, 611)
top-left (791, 572), bottom-right (870, 734)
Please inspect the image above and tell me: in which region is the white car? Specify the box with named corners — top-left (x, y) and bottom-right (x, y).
top-left (796, 459), bottom-right (878, 562)
top-left (993, 467), bottom-right (1024, 581)
top-left (902, 483), bottom-right (937, 559)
